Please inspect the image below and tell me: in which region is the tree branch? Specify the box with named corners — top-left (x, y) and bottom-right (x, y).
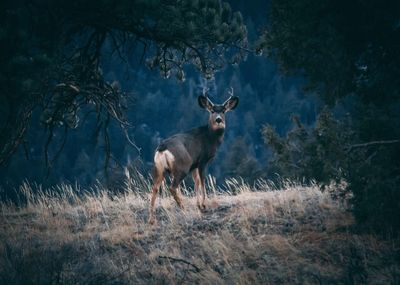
top-left (347, 139), bottom-right (400, 151)
top-left (158, 256), bottom-right (201, 273)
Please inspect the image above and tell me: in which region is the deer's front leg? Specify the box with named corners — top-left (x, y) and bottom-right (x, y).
top-left (199, 168), bottom-right (207, 210)
top-left (192, 168), bottom-right (206, 211)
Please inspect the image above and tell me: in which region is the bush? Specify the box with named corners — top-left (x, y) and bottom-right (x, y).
top-left (263, 108), bottom-right (400, 234)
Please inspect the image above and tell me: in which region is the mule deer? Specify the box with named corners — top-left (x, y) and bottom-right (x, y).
top-left (149, 89), bottom-right (239, 224)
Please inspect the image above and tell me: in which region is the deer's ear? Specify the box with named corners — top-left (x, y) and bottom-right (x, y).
top-left (223, 96), bottom-right (239, 112)
top-left (198, 95), bottom-right (214, 111)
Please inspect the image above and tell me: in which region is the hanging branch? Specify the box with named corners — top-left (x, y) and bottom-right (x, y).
top-left (346, 139), bottom-right (400, 151)
top-left (103, 113), bottom-right (111, 176)
top-left (0, 104), bottom-right (34, 166)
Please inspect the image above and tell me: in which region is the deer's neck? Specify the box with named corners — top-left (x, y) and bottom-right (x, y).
top-left (206, 125), bottom-right (225, 145)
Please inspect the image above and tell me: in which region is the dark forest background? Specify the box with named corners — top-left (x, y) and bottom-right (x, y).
top-left (1, 0), bottom-right (317, 187)
top-left (1, 0), bottom-right (399, 234)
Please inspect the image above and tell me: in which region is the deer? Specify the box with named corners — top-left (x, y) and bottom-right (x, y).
top-left (148, 89), bottom-right (239, 224)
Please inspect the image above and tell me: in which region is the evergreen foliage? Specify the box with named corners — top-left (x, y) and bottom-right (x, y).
top-left (262, 110), bottom-right (350, 185)
top-left (0, 0), bottom-right (248, 168)
top-left (262, 0), bottom-right (400, 233)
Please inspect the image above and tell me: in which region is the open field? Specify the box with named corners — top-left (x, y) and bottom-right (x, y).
top-left (0, 178), bottom-right (399, 284)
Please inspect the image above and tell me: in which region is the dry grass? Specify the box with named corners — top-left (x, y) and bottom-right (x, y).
top-left (0, 177), bottom-right (399, 284)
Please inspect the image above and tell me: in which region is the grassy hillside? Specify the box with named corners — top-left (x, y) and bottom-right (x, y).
top-left (0, 178), bottom-right (399, 284)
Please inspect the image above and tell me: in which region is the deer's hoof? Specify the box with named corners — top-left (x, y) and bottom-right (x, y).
top-left (197, 203), bottom-right (206, 212)
top-left (177, 203), bottom-right (184, 210)
top-left (148, 217), bottom-right (156, 225)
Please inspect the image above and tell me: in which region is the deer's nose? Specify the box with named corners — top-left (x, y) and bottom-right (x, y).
top-left (216, 117), bottom-right (222, 124)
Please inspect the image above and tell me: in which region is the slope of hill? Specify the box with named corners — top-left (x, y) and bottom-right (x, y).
top-left (1, 179), bottom-right (399, 284)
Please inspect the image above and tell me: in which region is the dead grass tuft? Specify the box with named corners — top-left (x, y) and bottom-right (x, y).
top-left (0, 178), bottom-right (399, 284)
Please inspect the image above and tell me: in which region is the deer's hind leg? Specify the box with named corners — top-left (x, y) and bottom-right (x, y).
top-left (149, 166), bottom-right (164, 224)
top-left (169, 173), bottom-right (185, 209)
top-left (168, 148), bottom-right (192, 209)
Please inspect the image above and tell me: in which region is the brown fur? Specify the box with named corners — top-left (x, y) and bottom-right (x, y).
top-left (149, 94), bottom-right (239, 224)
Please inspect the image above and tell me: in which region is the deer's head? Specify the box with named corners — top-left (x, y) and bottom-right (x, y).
top-left (198, 88), bottom-right (239, 132)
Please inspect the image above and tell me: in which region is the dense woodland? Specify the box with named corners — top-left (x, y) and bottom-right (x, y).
top-left (1, 0), bottom-right (399, 234)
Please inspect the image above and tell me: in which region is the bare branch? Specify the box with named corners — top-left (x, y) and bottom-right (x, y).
top-left (121, 126), bottom-right (141, 155)
top-left (50, 125), bottom-right (69, 167)
top-left (228, 86), bottom-right (234, 97)
top-left (54, 83), bottom-right (80, 93)
top-left (347, 139), bottom-right (400, 151)
top-left (44, 125), bottom-right (54, 174)
top-left (103, 114), bottom-right (111, 176)
top-left (158, 256), bottom-right (201, 273)
top-left (109, 31), bottom-right (128, 64)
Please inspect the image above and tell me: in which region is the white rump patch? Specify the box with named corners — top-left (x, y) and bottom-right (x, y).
top-left (154, 150), bottom-right (175, 171)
